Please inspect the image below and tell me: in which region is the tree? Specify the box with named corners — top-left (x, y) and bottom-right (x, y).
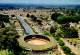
top-left (58, 39), bottom-right (65, 46)
top-left (50, 26), bottom-right (56, 34)
top-left (61, 27), bottom-right (78, 38)
top-left (30, 15), bottom-right (37, 21)
top-left (11, 14), bottom-right (15, 17)
top-left (37, 19), bottom-right (42, 25)
top-left (62, 46), bottom-right (71, 54)
top-left (51, 12), bottom-right (62, 21)
top-left (0, 14), bottom-right (10, 23)
top-left (0, 27), bottom-right (25, 55)
top-left (57, 15), bottom-right (80, 24)
top-left (0, 21), bottom-right (5, 28)
top-left (26, 13), bottom-right (30, 17)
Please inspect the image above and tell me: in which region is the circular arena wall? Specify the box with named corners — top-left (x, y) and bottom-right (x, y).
top-left (18, 34), bottom-right (57, 55)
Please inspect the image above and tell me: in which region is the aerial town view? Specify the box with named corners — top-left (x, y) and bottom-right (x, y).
top-left (0, 0), bottom-right (80, 55)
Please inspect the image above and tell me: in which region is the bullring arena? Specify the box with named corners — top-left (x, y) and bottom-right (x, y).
top-left (18, 35), bottom-right (57, 55)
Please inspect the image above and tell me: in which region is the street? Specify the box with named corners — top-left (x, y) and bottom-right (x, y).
top-left (17, 16), bottom-right (35, 35)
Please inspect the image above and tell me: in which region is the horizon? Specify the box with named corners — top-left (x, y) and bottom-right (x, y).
top-left (0, 3), bottom-right (80, 6)
top-left (0, 0), bottom-right (80, 5)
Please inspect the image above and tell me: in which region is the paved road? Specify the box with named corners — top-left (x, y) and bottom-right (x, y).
top-left (17, 16), bottom-right (35, 35)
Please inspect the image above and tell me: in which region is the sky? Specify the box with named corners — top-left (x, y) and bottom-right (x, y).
top-left (0, 0), bottom-right (80, 5)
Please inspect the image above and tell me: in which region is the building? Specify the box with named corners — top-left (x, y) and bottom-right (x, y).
top-left (18, 35), bottom-right (57, 55)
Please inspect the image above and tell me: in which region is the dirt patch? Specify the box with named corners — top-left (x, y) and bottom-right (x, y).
top-left (26, 38), bottom-right (49, 45)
